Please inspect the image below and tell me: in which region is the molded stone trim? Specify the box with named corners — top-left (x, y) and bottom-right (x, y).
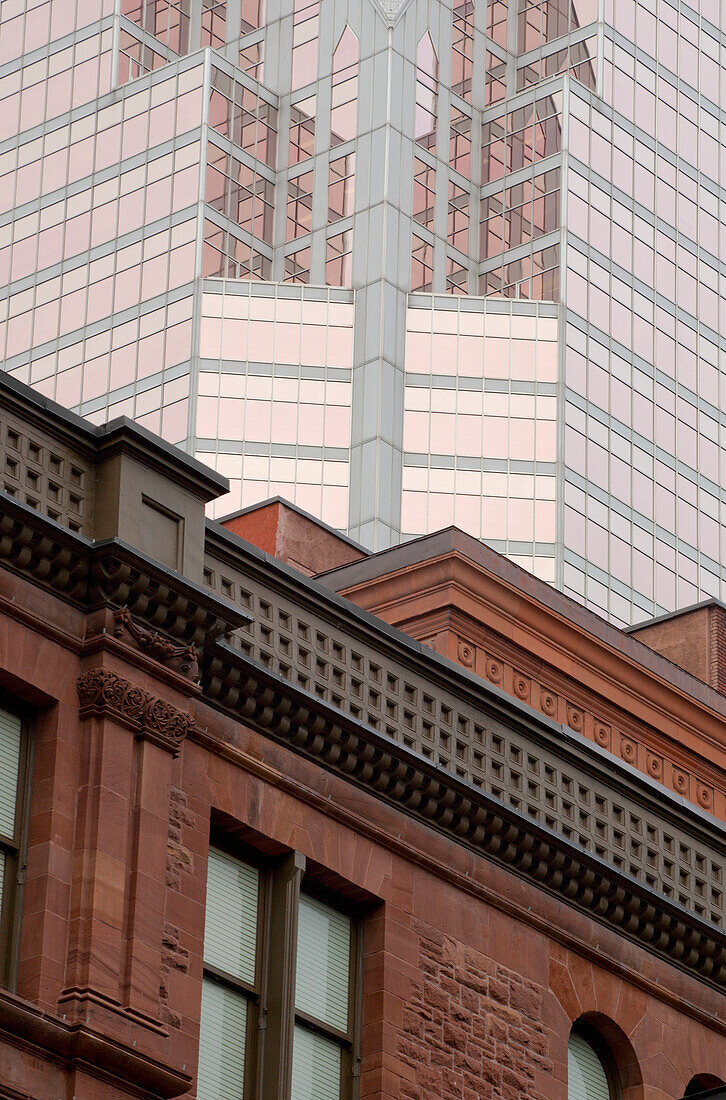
top-left (0, 987), bottom-right (191, 1098)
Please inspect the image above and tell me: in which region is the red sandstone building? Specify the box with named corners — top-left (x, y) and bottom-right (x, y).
top-left (0, 371), bottom-right (725, 1099)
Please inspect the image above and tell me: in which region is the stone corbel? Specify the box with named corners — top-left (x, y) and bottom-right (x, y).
top-left (112, 606), bottom-right (200, 681)
top-left (77, 668), bottom-right (194, 756)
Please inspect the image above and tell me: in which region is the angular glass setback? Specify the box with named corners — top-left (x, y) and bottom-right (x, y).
top-left (3, 0), bottom-right (726, 622)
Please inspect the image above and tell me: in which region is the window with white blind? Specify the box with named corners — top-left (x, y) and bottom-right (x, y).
top-left (198, 843), bottom-right (360, 1100)
top-left (568, 1031), bottom-right (615, 1100)
top-left (197, 848), bottom-right (260, 1100)
top-left (0, 701), bottom-right (30, 989)
top-left (292, 894), bottom-right (353, 1100)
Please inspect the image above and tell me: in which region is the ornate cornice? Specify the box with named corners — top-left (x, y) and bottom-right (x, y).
top-left (77, 669), bottom-right (194, 756)
top-left (202, 643), bottom-right (726, 993)
top-left (0, 496), bottom-right (249, 653)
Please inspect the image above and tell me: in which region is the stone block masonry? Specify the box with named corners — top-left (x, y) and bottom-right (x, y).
top-left (398, 920), bottom-right (551, 1100)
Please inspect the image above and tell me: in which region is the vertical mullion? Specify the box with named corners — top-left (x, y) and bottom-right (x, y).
top-left (241, 861), bottom-right (267, 1100)
top-left (0, 844), bottom-right (14, 988)
top-left (250, 864), bottom-right (272, 1100)
top-left (345, 918), bottom-right (363, 1100)
top-left (188, 0), bottom-right (202, 52)
top-left (261, 850), bottom-right (306, 1100)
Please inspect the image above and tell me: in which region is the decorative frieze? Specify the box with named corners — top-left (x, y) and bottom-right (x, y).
top-left (474, 640), bottom-right (716, 815)
top-left (77, 669), bottom-right (194, 755)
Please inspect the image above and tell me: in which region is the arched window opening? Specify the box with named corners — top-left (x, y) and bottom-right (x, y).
top-left (684, 1076), bottom-right (726, 1097)
top-left (568, 1031), bottom-right (614, 1100)
top-left (568, 1014), bottom-right (643, 1100)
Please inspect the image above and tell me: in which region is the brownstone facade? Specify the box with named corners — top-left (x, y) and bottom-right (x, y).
top-left (0, 374), bottom-right (724, 1099)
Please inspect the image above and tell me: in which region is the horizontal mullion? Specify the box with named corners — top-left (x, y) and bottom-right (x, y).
top-left (294, 1008), bottom-right (351, 1047)
top-left (203, 961), bottom-right (259, 1000)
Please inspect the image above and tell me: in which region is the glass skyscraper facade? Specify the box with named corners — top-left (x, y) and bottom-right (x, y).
top-left (2, 0), bottom-right (726, 625)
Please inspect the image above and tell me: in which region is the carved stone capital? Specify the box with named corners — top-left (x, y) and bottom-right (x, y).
top-left (77, 669), bottom-right (194, 756)
top-left (112, 606), bottom-right (200, 681)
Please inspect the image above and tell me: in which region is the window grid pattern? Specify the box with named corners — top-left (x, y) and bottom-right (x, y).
top-left (201, 0), bottom-right (227, 50)
top-left (517, 32), bottom-right (597, 91)
top-left (330, 29), bottom-right (358, 148)
top-left (517, 0), bottom-right (598, 52)
top-left (204, 68), bottom-right (277, 280)
top-left (291, 0), bottom-right (319, 91)
top-left (325, 230), bottom-right (352, 288)
top-left (121, 0), bottom-right (191, 55)
top-left (451, 0), bottom-right (474, 101)
top-left (118, 28), bottom-right (170, 84)
top-left (197, 290), bottom-right (352, 525)
top-left (289, 95), bottom-right (316, 166)
top-left (118, 0), bottom-right (268, 87)
top-left (414, 33), bottom-right (438, 153)
top-left (402, 303), bottom-right (557, 566)
top-left (559, 0), bottom-right (726, 621)
top-left (480, 92), bottom-right (562, 300)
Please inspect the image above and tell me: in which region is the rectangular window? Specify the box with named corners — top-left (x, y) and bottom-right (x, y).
top-left (197, 848), bottom-right (261, 1099)
top-left (198, 845), bottom-right (360, 1100)
top-left (0, 701), bottom-right (31, 989)
top-left (292, 894), bottom-right (352, 1098)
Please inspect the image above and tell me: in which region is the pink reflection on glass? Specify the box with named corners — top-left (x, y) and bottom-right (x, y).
top-left (201, 0), bottom-right (226, 49)
top-left (298, 403), bottom-right (324, 445)
top-left (403, 411), bottom-right (430, 451)
top-left (415, 33), bottom-right (438, 149)
top-left (300, 324), bottom-right (328, 365)
top-left (274, 322), bottom-right (302, 363)
top-left (291, 0), bottom-right (319, 91)
top-left (270, 402), bottom-right (298, 441)
top-left (326, 325), bottom-right (353, 367)
top-left (161, 399), bottom-right (189, 445)
top-left (324, 407), bottom-right (351, 447)
top-left (321, 485), bottom-right (348, 529)
top-left (331, 28), bottom-right (358, 146)
top-left (456, 415), bottom-right (482, 456)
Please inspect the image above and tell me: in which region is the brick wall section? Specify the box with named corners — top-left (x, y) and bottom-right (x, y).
top-left (398, 919), bottom-right (551, 1100)
top-left (710, 607), bottom-right (726, 697)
